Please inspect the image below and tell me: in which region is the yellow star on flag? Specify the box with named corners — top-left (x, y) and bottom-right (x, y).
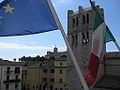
top-left (3, 4), bottom-right (14, 14)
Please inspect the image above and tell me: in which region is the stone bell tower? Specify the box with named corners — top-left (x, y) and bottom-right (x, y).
top-left (67, 5), bottom-right (104, 90)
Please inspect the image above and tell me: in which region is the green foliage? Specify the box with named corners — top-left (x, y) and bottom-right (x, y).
top-left (19, 55), bottom-right (49, 62)
top-left (13, 58), bottom-right (16, 62)
top-left (49, 56), bottom-right (55, 60)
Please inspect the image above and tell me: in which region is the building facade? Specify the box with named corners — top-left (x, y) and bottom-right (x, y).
top-left (22, 61), bottom-right (54, 90)
top-left (22, 65), bottom-right (43, 90)
top-left (94, 52), bottom-right (120, 90)
top-left (22, 47), bottom-right (67, 90)
top-left (41, 60), bottom-right (54, 90)
top-left (0, 60), bottom-right (22, 90)
top-left (54, 57), bottom-right (67, 90)
top-left (45, 47), bottom-right (67, 90)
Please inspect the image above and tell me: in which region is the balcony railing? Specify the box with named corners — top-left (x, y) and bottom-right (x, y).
top-left (4, 71), bottom-right (13, 74)
top-left (14, 70), bottom-right (20, 74)
top-left (4, 79), bottom-right (21, 83)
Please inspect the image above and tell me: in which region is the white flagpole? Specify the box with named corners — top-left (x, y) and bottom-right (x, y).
top-left (114, 41), bottom-right (120, 52)
top-left (47, 0), bottom-right (89, 90)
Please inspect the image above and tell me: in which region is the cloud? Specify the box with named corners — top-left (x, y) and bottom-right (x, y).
top-left (57, 0), bottom-right (75, 4)
top-left (58, 0), bottom-right (65, 3)
top-left (0, 42), bottom-right (65, 50)
top-left (0, 0), bottom-right (4, 3)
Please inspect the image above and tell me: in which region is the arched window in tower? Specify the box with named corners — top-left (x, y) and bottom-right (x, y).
top-left (71, 35), bottom-right (74, 46)
top-left (82, 32), bottom-right (85, 44)
top-left (72, 18), bottom-right (75, 27)
top-left (75, 34), bottom-right (78, 48)
top-left (86, 31), bottom-right (89, 43)
top-left (76, 17), bottom-right (79, 27)
top-left (82, 14), bottom-right (85, 25)
top-left (86, 13), bottom-right (89, 24)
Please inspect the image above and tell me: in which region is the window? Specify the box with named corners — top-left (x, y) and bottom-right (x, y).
top-left (15, 83), bottom-right (18, 88)
top-left (60, 70), bottom-right (62, 74)
top-left (50, 69), bottom-right (54, 73)
top-left (43, 78), bottom-right (47, 82)
top-left (6, 75), bottom-right (9, 81)
top-left (33, 85), bottom-right (35, 88)
top-left (50, 86), bottom-right (53, 90)
top-left (15, 75), bottom-right (18, 80)
top-left (86, 14), bottom-right (89, 24)
top-left (71, 35), bottom-right (74, 46)
top-left (6, 84), bottom-right (9, 89)
top-left (43, 85), bottom-right (45, 90)
top-left (76, 17), bottom-right (79, 27)
top-left (7, 67), bottom-right (10, 71)
top-left (72, 18), bottom-right (75, 27)
top-left (60, 62), bottom-right (62, 66)
top-left (82, 31), bottom-right (89, 44)
top-left (50, 78), bottom-right (54, 82)
top-left (86, 31), bottom-right (89, 43)
top-left (82, 14), bottom-right (85, 24)
top-left (15, 67), bottom-right (20, 74)
top-left (36, 86), bottom-right (38, 88)
top-left (59, 79), bottom-right (62, 83)
top-left (27, 84), bottom-right (29, 87)
top-left (43, 69), bottom-right (48, 73)
top-left (82, 32), bottom-right (86, 44)
top-left (43, 85), bottom-right (46, 90)
top-left (60, 88), bottom-right (63, 90)
top-left (7, 67), bottom-right (10, 74)
top-left (39, 84), bottom-right (41, 89)
top-left (75, 34), bottom-right (78, 48)
top-left (55, 88), bottom-right (58, 90)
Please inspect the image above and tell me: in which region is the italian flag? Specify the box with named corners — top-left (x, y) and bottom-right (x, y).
top-left (85, 0), bottom-right (115, 87)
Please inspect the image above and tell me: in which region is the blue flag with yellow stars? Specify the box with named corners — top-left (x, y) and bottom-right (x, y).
top-left (0, 0), bottom-right (58, 36)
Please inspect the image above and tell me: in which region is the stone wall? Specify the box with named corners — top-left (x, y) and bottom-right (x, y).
top-left (104, 52), bottom-right (120, 76)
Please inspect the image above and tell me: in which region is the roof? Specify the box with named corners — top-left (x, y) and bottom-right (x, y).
top-left (95, 75), bottom-right (120, 89)
top-left (105, 52), bottom-right (120, 59)
top-left (45, 51), bottom-right (67, 58)
top-left (23, 60), bottom-right (54, 68)
top-left (0, 60), bottom-right (23, 66)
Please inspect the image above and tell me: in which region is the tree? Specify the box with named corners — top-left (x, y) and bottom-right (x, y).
top-left (13, 58), bottom-right (16, 62)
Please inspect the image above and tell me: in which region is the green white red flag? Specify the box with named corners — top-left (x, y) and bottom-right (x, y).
top-left (85, 0), bottom-right (115, 87)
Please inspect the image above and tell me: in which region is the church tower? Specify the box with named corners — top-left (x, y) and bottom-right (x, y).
top-left (67, 5), bottom-right (104, 90)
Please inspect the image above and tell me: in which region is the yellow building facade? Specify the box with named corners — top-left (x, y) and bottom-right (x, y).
top-left (22, 47), bottom-right (67, 90)
top-left (54, 57), bottom-right (67, 90)
top-left (22, 65), bottom-right (42, 90)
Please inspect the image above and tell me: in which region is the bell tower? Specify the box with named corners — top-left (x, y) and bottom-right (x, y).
top-left (67, 5), bottom-right (104, 90)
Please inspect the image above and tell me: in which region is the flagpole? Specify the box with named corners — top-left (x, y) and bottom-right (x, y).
top-left (114, 41), bottom-right (120, 52)
top-left (47, 0), bottom-right (89, 90)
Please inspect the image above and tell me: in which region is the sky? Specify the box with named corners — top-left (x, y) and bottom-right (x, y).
top-left (0, 0), bottom-right (120, 61)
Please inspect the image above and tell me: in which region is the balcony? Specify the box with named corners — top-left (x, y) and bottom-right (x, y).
top-left (4, 79), bottom-right (21, 83)
top-left (4, 71), bottom-right (13, 74)
top-left (14, 71), bottom-right (20, 74)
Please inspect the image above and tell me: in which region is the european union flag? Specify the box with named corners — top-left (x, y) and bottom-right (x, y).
top-left (0, 0), bottom-right (58, 36)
